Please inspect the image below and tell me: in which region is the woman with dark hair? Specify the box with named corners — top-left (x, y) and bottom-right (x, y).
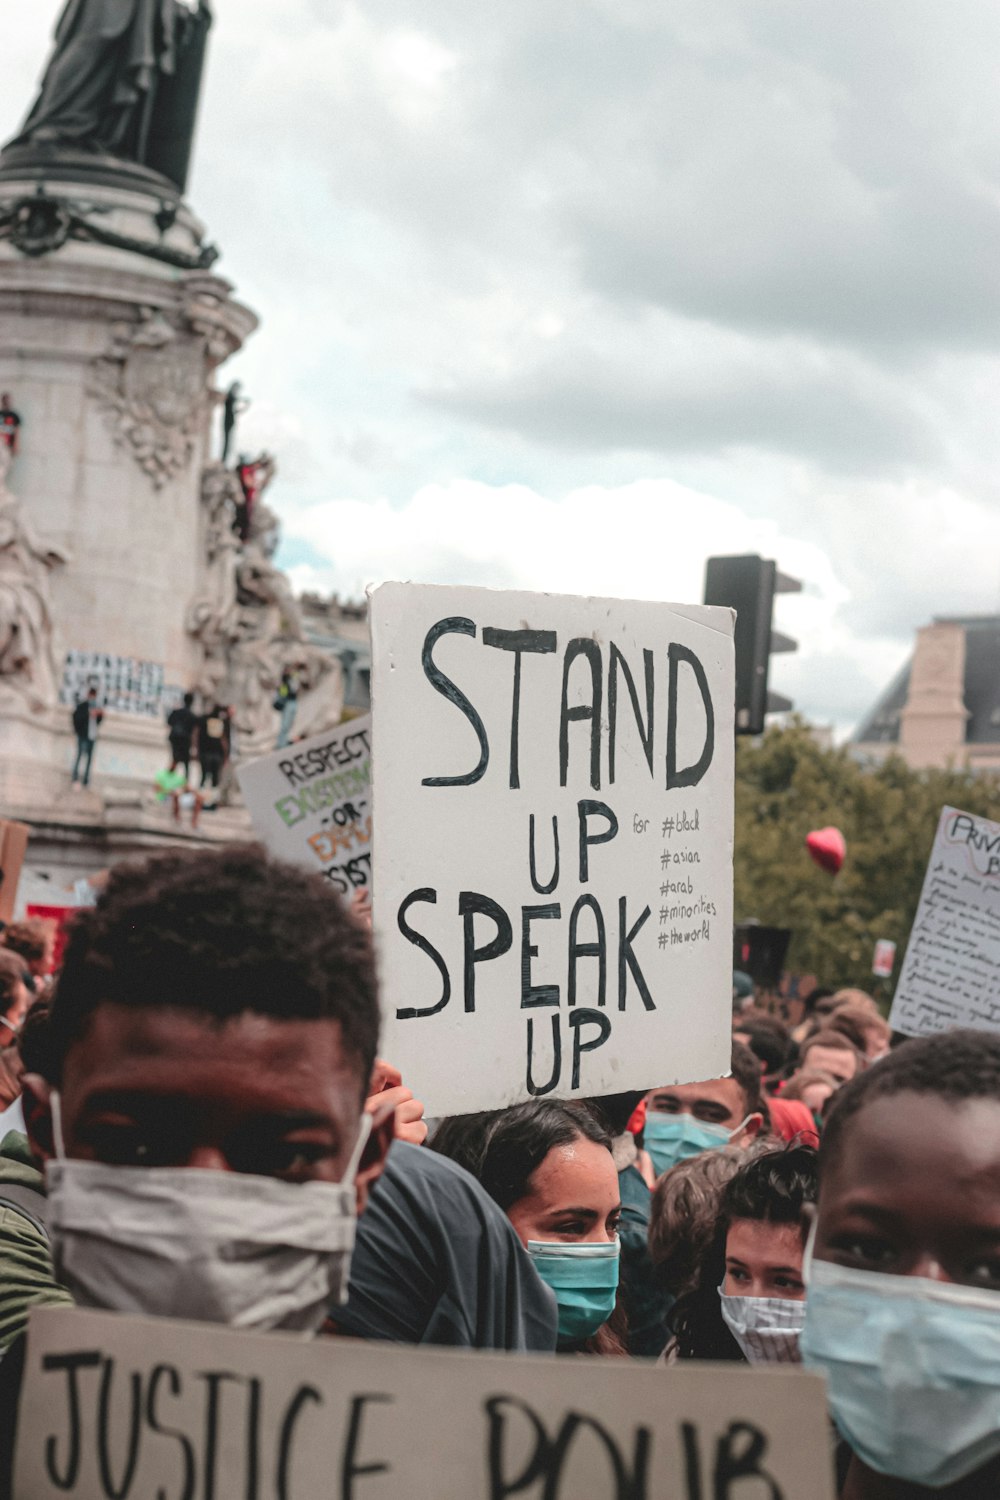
top-left (0, 954), bottom-right (29, 1114)
top-left (670, 1145), bottom-right (817, 1365)
top-left (425, 1109), bottom-right (499, 1178)
top-left (431, 1101), bottom-right (623, 1354)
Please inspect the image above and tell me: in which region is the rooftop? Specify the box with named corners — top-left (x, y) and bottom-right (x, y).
top-left (853, 615), bottom-right (1000, 746)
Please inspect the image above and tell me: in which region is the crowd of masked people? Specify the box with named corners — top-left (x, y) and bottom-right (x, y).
top-left (0, 848), bottom-right (993, 1498)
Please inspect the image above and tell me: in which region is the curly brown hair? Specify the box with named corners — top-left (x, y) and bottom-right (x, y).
top-left (2, 918), bottom-right (55, 967)
top-left (45, 844), bottom-right (379, 1090)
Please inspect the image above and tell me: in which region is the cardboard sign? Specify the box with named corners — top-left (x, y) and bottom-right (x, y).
top-left (871, 940), bottom-right (896, 979)
top-left (237, 718), bottom-right (371, 897)
top-left (15, 1306), bottom-right (835, 1500)
top-left (371, 582), bottom-right (735, 1115)
top-left (891, 806), bottom-right (1000, 1036)
top-left (0, 821), bottom-right (29, 926)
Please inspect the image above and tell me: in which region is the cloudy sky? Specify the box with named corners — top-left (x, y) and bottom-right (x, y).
top-left (8, 1), bottom-right (1000, 733)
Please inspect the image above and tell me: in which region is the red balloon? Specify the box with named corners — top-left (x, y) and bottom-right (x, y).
top-left (806, 827), bottom-right (846, 874)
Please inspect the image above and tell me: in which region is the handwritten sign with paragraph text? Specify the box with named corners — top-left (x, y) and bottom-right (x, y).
top-left (891, 806), bottom-right (1000, 1037)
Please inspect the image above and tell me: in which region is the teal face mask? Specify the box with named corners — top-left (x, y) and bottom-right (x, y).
top-left (644, 1112), bottom-right (744, 1177)
top-left (527, 1239), bottom-right (619, 1344)
top-left (802, 1224), bottom-right (1000, 1489)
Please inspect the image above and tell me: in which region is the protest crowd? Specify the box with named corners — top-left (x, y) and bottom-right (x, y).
top-left (5, 0), bottom-right (997, 1491)
top-left (0, 826), bottom-right (994, 1499)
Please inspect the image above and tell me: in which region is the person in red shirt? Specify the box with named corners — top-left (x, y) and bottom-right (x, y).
top-left (0, 397), bottom-right (20, 460)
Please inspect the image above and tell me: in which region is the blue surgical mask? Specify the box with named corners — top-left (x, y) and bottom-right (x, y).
top-left (527, 1239), bottom-right (619, 1344)
top-left (801, 1221), bottom-right (1000, 1488)
top-left (644, 1112), bottom-right (748, 1177)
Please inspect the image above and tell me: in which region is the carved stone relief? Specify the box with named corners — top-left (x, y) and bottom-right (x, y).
top-left (187, 463), bottom-right (343, 753)
top-left (0, 446), bottom-right (68, 710)
top-left (88, 305), bottom-right (208, 489)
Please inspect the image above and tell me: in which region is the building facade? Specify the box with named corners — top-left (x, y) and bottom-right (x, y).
top-left (853, 616), bottom-right (1000, 771)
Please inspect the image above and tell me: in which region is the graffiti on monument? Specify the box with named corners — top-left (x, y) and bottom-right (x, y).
top-left (59, 651), bottom-right (183, 718)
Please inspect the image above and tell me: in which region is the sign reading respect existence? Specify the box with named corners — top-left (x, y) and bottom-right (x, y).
top-left (891, 805), bottom-right (1000, 1038)
top-left (371, 582), bottom-right (735, 1115)
top-left (236, 718), bottom-right (371, 896)
top-left (15, 1307), bottom-right (836, 1500)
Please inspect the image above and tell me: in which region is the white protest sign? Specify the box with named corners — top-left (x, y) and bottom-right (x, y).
top-left (15, 1306), bottom-right (835, 1500)
top-left (891, 805), bottom-right (1000, 1037)
top-left (371, 582), bottom-right (735, 1115)
top-left (871, 939), bottom-right (896, 979)
top-left (236, 718), bottom-right (371, 896)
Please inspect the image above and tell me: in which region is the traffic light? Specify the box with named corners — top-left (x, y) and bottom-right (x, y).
top-left (733, 922), bottom-right (792, 988)
top-left (703, 554), bottom-right (800, 734)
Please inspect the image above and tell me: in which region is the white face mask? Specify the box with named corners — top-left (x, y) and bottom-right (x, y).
top-left (45, 1092), bottom-right (371, 1333)
top-left (718, 1284), bottom-right (804, 1364)
top-left (801, 1218), bottom-right (1000, 1488)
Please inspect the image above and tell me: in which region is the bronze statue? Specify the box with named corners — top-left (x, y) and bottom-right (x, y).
top-left (6, 0), bottom-right (212, 194)
top-left (221, 380), bottom-right (249, 464)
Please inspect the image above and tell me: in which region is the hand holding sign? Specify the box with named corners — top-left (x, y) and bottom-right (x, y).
top-left (366, 1059), bottom-right (428, 1146)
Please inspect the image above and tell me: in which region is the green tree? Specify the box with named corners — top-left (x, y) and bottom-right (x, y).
top-left (734, 723), bottom-right (1000, 991)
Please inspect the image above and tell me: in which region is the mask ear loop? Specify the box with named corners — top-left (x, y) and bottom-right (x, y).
top-left (801, 1211), bottom-right (819, 1285)
top-left (342, 1111), bottom-right (372, 1184)
top-left (726, 1113), bottom-right (753, 1140)
top-left (50, 1089), bottom-right (67, 1161)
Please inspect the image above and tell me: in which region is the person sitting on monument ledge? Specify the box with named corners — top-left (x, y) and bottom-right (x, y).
top-left (153, 764), bottom-right (204, 829)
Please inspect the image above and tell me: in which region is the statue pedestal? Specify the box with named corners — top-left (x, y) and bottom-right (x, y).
top-left (0, 173), bottom-right (257, 873)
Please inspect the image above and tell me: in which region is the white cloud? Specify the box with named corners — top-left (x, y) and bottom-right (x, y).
top-left (282, 475), bottom-right (897, 731)
top-left (6, 0), bottom-right (1000, 735)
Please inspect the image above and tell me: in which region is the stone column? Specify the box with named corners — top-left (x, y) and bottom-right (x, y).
top-left (899, 621), bottom-right (969, 770)
top-left (0, 170), bottom-right (256, 864)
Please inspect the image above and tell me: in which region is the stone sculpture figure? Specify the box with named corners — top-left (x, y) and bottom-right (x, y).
top-left (0, 450), bottom-right (67, 710)
top-left (6, 0), bottom-right (212, 193)
top-left (186, 465), bottom-right (242, 697)
top-left (188, 462), bottom-right (343, 752)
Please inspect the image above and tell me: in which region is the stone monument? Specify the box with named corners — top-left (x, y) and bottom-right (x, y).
top-left (0, 1), bottom-right (343, 879)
